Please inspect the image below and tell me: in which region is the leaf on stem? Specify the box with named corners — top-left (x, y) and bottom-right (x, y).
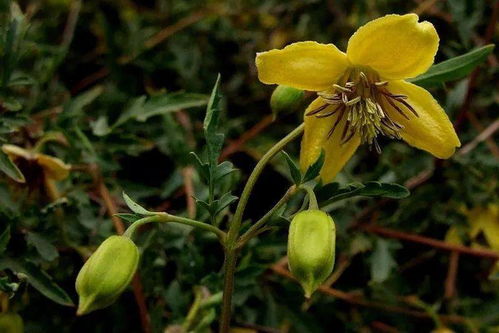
top-left (122, 192), bottom-right (155, 216)
top-left (317, 181), bottom-right (410, 206)
top-left (203, 74), bottom-right (224, 165)
top-left (282, 151), bottom-right (301, 185)
top-left (410, 44), bottom-right (495, 88)
top-left (0, 148), bottom-right (25, 183)
top-left (303, 150), bottom-right (325, 183)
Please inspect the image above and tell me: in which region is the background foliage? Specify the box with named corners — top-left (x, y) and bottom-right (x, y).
top-left (0, 0), bottom-right (497, 332)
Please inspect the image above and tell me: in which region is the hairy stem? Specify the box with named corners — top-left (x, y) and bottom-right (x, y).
top-left (219, 123), bottom-right (304, 332)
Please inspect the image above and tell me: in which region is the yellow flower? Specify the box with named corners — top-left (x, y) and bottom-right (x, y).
top-left (445, 205), bottom-right (499, 279)
top-left (2, 144), bottom-right (71, 181)
top-left (255, 14), bottom-right (460, 182)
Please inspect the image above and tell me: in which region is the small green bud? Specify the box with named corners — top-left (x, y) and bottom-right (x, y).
top-left (0, 312), bottom-right (24, 333)
top-left (288, 210), bottom-right (336, 298)
top-left (76, 235), bottom-right (139, 315)
top-left (270, 85), bottom-right (305, 116)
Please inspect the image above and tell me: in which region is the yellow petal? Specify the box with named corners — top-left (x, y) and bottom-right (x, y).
top-left (2, 144), bottom-right (33, 160)
top-left (466, 205), bottom-right (499, 250)
top-left (385, 80), bottom-right (460, 158)
top-left (444, 226), bottom-right (463, 245)
top-left (37, 154), bottom-right (71, 181)
top-left (256, 41), bottom-right (349, 91)
top-left (300, 98), bottom-right (360, 183)
top-left (347, 14), bottom-right (439, 80)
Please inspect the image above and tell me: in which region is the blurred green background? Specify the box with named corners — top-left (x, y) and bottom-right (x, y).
top-left (0, 0), bottom-right (497, 332)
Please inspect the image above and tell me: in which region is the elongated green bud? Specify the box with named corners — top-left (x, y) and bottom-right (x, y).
top-left (76, 235), bottom-right (139, 315)
top-left (288, 210), bottom-right (335, 298)
top-left (270, 85), bottom-right (305, 116)
top-left (0, 312), bottom-right (23, 333)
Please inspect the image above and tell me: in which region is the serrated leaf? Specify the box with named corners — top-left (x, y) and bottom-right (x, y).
top-left (122, 191), bottom-right (155, 215)
top-left (195, 198), bottom-right (211, 214)
top-left (0, 148), bottom-right (25, 183)
top-left (203, 74), bottom-right (224, 165)
top-left (356, 182), bottom-right (410, 199)
top-left (214, 192), bottom-right (238, 216)
top-left (410, 44), bottom-right (494, 88)
top-left (214, 161), bottom-right (236, 180)
top-left (136, 92), bottom-right (208, 122)
top-left (0, 258), bottom-right (74, 306)
top-left (303, 150), bottom-right (325, 183)
top-left (319, 182), bottom-right (409, 206)
top-left (26, 232), bottom-right (59, 262)
top-left (190, 152), bottom-right (210, 182)
top-left (281, 151), bottom-right (301, 185)
top-left (0, 226), bottom-right (10, 253)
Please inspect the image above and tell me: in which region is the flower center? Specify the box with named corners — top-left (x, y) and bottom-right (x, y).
top-left (307, 67), bottom-right (418, 152)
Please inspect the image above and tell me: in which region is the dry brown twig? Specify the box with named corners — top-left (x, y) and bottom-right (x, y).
top-left (269, 260), bottom-right (468, 325)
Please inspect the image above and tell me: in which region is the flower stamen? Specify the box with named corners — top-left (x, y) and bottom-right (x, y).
top-left (307, 68), bottom-right (418, 151)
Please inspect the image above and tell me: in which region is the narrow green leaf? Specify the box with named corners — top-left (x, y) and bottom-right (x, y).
top-left (114, 213), bottom-right (143, 223)
top-left (319, 182), bottom-right (409, 206)
top-left (63, 85), bottom-right (104, 117)
top-left (356, 182), bottom-right (410, 199)
top-left (122, 192), bottom-right (155, 215)
top-left (0, 258), bottom-right (74, 306)
top-left (281, 151), bottom-right (301, 185)
top-left (410, 44), bottom-right (495, 88)
top-left (0, 148), bottom-right (25, 183)
top-left (136, 92), bottom-right (208, 122)
top-left (303, 150), bottom-right (325, 183)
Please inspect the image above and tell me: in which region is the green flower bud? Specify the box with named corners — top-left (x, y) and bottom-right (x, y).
top-left (288, 210), bottom-right (335, 298)
top-left (270, 85), bottom-right (305, 116)
top-left (0, 312), bottom-right (23, 333)
top-left (76, 235), bottom-right (139, 315)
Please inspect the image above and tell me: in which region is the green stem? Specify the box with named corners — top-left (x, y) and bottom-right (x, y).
top-left (124, 213), bottom-right (226, 240)
top-left (227, 123), bottom-right (305, 245)
top-left (300, 184), bottom-right (318, 210)
top-left (219, 123), bottom-right (304, 332)
top-left (237, 185), bottom-right (296, 248)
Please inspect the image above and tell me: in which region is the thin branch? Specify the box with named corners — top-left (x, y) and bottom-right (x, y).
top-left (444, 251), bottom-right (460, 299)
top-left (361, 224), bottom-right (499, 260)
top-left (459, 117), bottom-right (499, 157)
top-left (220, 114), bottom-right (274, 160)
top-left (269, 263), bottom-right (468, 325)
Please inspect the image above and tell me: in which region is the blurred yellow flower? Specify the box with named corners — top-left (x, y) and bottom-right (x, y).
top-left (255, 14), bottom-right (460, 182)
top-left (2, 144), bottom-right (71, 181)
top-left (446, 205), bottom-right (499, 279)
